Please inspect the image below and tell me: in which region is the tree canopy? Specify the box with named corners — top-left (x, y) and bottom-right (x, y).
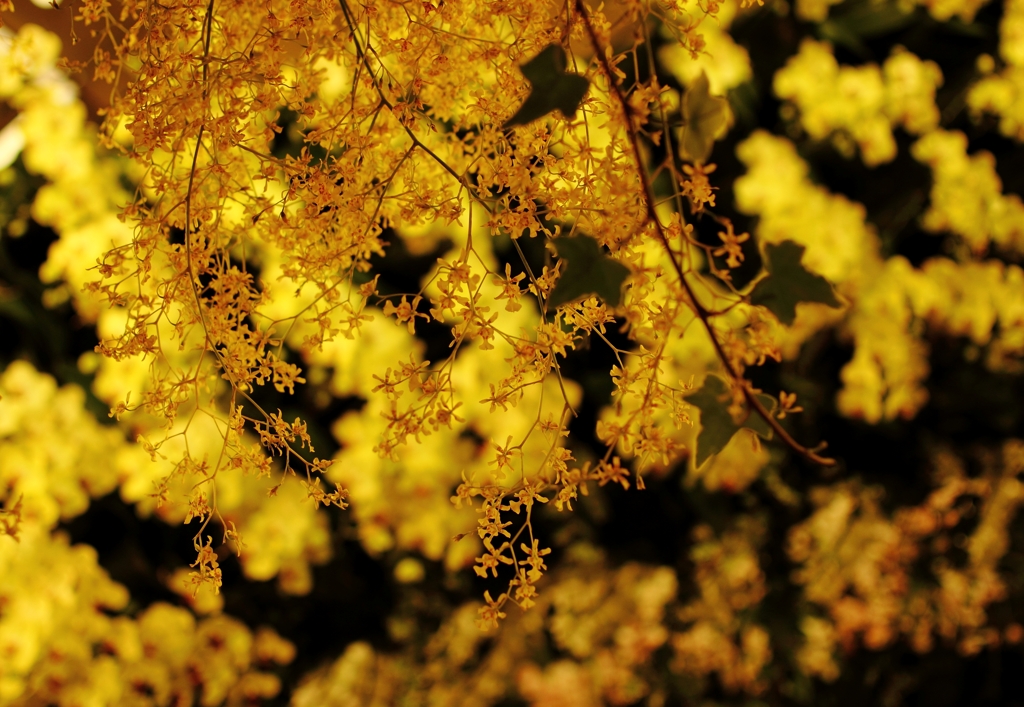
top-left (2, 0), bottom-right (1024, 704)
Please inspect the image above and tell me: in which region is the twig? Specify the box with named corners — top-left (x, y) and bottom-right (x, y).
top-left (573, 0), bottom-right (835, 467)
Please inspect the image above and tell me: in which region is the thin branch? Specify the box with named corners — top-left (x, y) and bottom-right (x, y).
top-left (184, 0), bottom-right (216, 344)
top-left (573, 0), bottom-right (835, 467)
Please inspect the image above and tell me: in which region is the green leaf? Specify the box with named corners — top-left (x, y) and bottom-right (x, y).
top-left (687, 374), bottom-right (775, 468)
top-left (817, 21), bottom-right (869, 57)
top-left (548, 234), bottom-right (630, 308)
top-left (748, 241), bottom-right (841, 326)
top-left (679, 72), bottom-right (730, 164)
top-left (817, 1), bottom-right (919, 57)
top-left (504, 45), bottom-right (590, 128)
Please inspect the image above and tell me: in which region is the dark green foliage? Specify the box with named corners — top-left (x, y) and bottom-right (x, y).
top-left (504, 44), bottom-right (590, 128)
top-left (679, 71), bottom-right (731, 163)
top-left (687, 373), bottom-right (775, 468)
top-left (749, 240), bottom-right (841, 325)
top-left (548, 234), bottom-right (631, 308)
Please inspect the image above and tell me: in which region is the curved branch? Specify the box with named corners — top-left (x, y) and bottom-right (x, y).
top-left (573, 0), bottom-right (836, 467)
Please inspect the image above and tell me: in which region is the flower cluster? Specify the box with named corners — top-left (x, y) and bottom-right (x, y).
top-left (775, 40), bottom-right (942, 165)
top-left (790, 441), bottom-right (1024, 679)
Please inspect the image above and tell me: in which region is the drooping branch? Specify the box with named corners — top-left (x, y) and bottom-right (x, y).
top-left (573, 0), bottom-right (836, 467)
